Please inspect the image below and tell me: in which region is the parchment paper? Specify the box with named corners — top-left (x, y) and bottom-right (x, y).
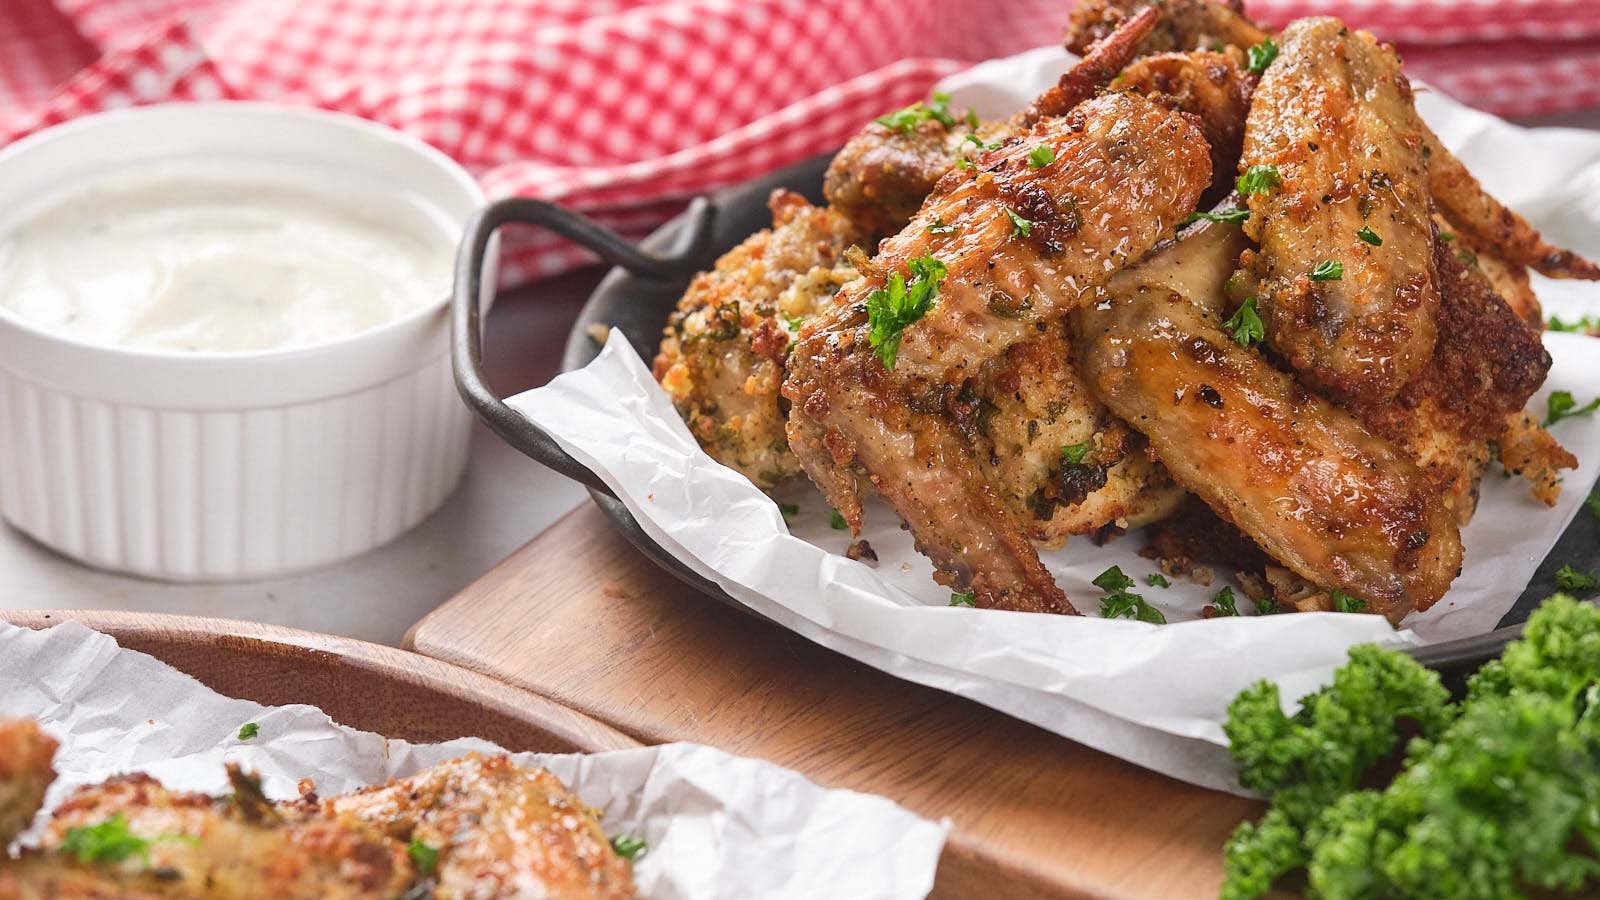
top-left (0, 621), bottom-right (948, 900)
top-left (506, 49), bottom-right (1600, 793)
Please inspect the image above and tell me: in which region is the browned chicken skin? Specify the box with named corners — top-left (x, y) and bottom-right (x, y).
top-left (1238, 18), bottom-right (1441, 405)
top-left (1113, 49), bottom-right (1255, 202)
top-left (825, 7), bottom-right (1158, 240)
top-left (785, 93), bottom-right (1212, 612)
top-left (1065, 0), bottom-right (1266, 58)
top-left (3, 771), bottom-right (415, 900)
top-left (0, 733), bottom-right (634, 900)
top-left (319, 754), bottom-right (634, 900)
top-left (1076, 222), bottom-right (1464, 620)
top-left (0, 721), bottom-right (55, 850)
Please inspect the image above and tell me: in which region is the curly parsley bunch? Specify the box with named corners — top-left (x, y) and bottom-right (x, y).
top-left (1221, 595), bottom-right (1600, 899)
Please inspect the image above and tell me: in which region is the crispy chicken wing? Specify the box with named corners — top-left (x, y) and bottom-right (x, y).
top-left (1421, 126), bottom-right (1600, 281)
top-left (1065, 0), bottom-right (1266, 57)
top-left (1238, 18), bottom-right (1440, 405)
top-left (965, 321), bottom-right (1185, 548)
top-left (1345, 238), bottom-right (1559, 519)
top-left (785, 93), bottom-right (1211, 612)
top-left (0, 721), bottom-right (55, 849)
top-left (3, 769), bottom-right (413, 900)
top-left (1075, 222), bottom-right (1464, 620)
top-left (652, 190), bottom-right (862, 489)
top-left (318, 753), bottom-right (634, 900)
top-left (826, 8), bottom-right (1157, 239)
top-left (1113, 49), bottom-right (1255, 202)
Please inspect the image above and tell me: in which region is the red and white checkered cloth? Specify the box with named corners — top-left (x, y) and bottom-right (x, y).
top-left (3, 0), bottom-right (1599, 284)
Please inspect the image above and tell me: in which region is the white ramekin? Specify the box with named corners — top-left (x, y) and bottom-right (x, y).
top-left (0, 103), bottom-right (490, 581)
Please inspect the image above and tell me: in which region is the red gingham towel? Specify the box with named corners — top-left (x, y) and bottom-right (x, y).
top-left (3, 0), bottom-right (1599, 284)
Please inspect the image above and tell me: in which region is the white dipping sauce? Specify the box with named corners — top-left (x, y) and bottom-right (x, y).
top-left (0, 167), bottom-right (454, 353)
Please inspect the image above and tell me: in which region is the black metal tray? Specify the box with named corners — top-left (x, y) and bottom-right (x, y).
top-left (450, 152), bottom-right (1596, 681)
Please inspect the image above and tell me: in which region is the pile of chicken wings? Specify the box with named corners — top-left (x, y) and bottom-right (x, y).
top-left (654, 0), bottom-right (1592, 623)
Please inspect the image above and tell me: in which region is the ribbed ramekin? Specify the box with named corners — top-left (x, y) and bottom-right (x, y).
top-left (0, 104), bottom-right (490, 580)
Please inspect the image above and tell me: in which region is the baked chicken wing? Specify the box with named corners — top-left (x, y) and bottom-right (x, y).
top-left (785, 92), bottom-right (1212, 612)
top-left (1076, 221), bottom-right (1464, 620)
top-left (0, 721), bottom-right (55, 850)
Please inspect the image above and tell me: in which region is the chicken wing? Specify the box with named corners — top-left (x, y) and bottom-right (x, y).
top-left (964, 320), bottom-right (1185, 548)
top-left (317, 753), bottom-right (634, 900)
top-left (1421, 125), bottom-right (1600, 281)
top-left (825, 7), bottom-right (1157, 238)
top-left (1075, 222), bottom-right (1464, 620)
top-left (785, 93), bottom-right (1212, 612)
top-left (1065, 0), bottom-right (1266, 58)
top-left (0, 721), bottom-right (55, 849)
top-left (653, 190), bottom-right (862, 489)
top-left (1112, 50), bottom-right (1255, 202)
top-left (1237, 18), bottom-right (1440, 405)
top-left (3, 770), bottom-right (413, 900)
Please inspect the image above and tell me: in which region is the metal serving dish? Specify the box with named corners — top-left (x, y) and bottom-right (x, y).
top-left (450, 152), bottom-right (1596, 681)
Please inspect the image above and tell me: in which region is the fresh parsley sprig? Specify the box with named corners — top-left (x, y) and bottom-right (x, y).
top-left (1236, 165), bottom-right (1281, 196)
top-left (1094, 565), bottom-right (1166, 624)
top-left (1246, 38), bottom-right (1279, 76)
top-left (1224, 298), bottom-right (1265, 348)
top-left (866, 255), bottom-right (948, 370)
top-left (875, 91), bottom-right (959, 133)
top-left (1311, 260), bottom-right (1344, 281)
top-left (1545, 390), bottom-right (1600, 427)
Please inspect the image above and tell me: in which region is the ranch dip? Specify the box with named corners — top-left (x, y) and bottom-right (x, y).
top-left (0, 165), bottom-right (454, 353)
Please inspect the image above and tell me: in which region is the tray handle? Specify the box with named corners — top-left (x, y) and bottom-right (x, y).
top-left (452, 197), bottom-right (715, 493)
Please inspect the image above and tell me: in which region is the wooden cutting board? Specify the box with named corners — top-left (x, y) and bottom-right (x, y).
top-left (406, 502), bottom-right (1261, 898)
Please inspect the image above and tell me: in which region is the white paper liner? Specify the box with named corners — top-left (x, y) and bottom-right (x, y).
top-left (502, 47), bottom-right (1600, 793)
top-left (0, 621), bottom-right (948, 900)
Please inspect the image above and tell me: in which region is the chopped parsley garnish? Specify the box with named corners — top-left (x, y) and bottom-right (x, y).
top-left (1546, 313), bottom-right (1597, 333)
top-left (778, 503), bottom-right (799, 519)
top-left (1060, 442), bottom-right (1090, 464)
top-left (1212, 586), bottom-right (1240, 616)
top-left (1223, 297), bottom-right (1265, 348)
top-left (1356, 226), bottom-right (1383, 246)
top-left (829, 509), bottom-right (848, 530)
top-left (958, 158), bottom-right (976, 172)
top-left (1254, 595), bottom-right (1279, 615)
top-left (927, 217), bottom-right (957, 235)
top-left (237, 722), bottom-right (258, 741)
top-left (875, 90), bottom-right (957, 133)
top-left (963, 133), bottom-right (1002, 151)
top-left (966, 108), bottom-right (981, 129)
top-left (1094, 565), bottom-right (1166, 624)
top-left (1246, 38), bottom-right (1279, 75)
top-left (1553, 564), bottom-right (1598, 594)
top-left (1544, 390), bottom-right (1600, 427)
top-left (1331, 589), bottom-right (1367, 613)
top-left (950, 590), bottom-right (977, 607)
top-left (1027, 145), bottom-right (1056, 168)
top-left (407, 837), bottom-right (439, 874)
top-left (1184, 207), bottom-right (1251, 226)
top-left (1310, 260), bottom-right (1344, 281)
top-left (1236, 164), bottom-right (1281, 196)
top-left (782, 313), bottom-right (807, 331)
top-left (1146, 572), bottom-right (1172, 589)
top-left (1438, 231), bottom-right (1456, 242)
top-left (610, 834), bottom-right (648, 861)
top-left (866, 255), bottom-right (947, 369)
top-left (61, 816), bottom-right (150, 865)
top-left (1003, 207), bottom-right (1034, 237)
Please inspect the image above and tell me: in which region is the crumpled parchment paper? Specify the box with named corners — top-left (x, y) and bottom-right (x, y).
top-left (0, 621), bottom-right (948, 900)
